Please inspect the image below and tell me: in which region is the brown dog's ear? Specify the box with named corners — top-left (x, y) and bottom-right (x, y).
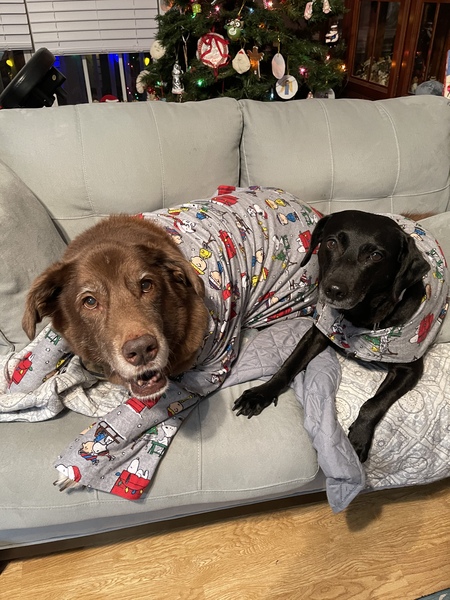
top-left (300, 215), bottom-right (331, 267)
top-left (165, 257), bottom-right (205, 298)
top-left (22, 262), bottom-right (69, 340)
top-left (392, 233), bottom-right (430, 300)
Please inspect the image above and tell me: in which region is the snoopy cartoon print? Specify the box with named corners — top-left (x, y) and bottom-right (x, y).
top-left (110, 458), bottom-right (151, 500)
top-left (78, 421), bottom-right (123, 465)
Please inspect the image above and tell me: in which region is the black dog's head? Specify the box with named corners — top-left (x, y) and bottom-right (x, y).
top-left (301, 210), bottom-right (430, 325)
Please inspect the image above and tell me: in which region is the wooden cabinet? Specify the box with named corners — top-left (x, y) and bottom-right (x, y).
top-left (343, 0), bottom-right (450, 98)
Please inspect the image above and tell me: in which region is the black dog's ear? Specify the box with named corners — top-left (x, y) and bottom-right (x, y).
top-left (300, 215), bottom-right (331, 267)
top-left (392, 233), bottom-right (430, 300)
top-left (22, 262), bottom-right (70, 339)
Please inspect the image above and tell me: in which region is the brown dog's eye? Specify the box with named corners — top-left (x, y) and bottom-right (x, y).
top-left (326, 239), bottom-right (337, 250)
top-left (370, 251), bottom-right (383, 262)
top-left (82, 296), bottom-right (98, 310)
top-left (141, 279), bottom-right (152, 293)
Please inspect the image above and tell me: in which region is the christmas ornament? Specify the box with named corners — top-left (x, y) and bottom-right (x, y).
top-left (159, 0), bottom-right (173, 12)
top-left (225, 17), bottom-right (244, 41)
top-left (197, 33), bottom-right (230, 74)
top-left (172, 61), bottom-right (184, 95)
top-left (232, 48), bottom-right (251, 74)
top-left (100, 94), bottom-right (119, 102)
top-left (275, 75), bottom-right (298, 100)
top-left (191, 1), bottom-right (202, 14)
top-left (181, 30), bottom-right (190, 71)
top-left (247, 46), bottom-right (264, 78)
top-left (322, 0), bottom-right (331, 13)
top-left (136, 69), bottom-right (149, 94)
top-left (304, 1), bottom-right (314, 19)
top-left (150, 40), bottom-right (166, 61)
top-left (315, 88), bottom-right (336, 98)
top-left (325, 25), bottom-right (339, 45)
top-left (272, 52), bottom-right (286, 79)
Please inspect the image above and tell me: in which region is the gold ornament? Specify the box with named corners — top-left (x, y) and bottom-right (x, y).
top-left (247, 46), bottom-right (264, 79)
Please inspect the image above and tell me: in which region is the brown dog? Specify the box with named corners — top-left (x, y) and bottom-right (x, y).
top-left (22, 215), bottom-right (209, 400)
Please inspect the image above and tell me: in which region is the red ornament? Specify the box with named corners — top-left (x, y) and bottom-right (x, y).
top-left (197, 33), bottom-right (230, 75)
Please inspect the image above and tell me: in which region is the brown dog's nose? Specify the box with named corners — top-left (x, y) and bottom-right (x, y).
top-left (122, 335), bottom-right (158, 366)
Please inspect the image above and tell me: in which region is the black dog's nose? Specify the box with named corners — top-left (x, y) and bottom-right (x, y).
top-left (324, 283), bottom-right (348, 303)
top-left (122, 335), bottom-right (158, 366)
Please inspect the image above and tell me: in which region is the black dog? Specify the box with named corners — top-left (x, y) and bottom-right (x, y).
top-left (233, 210), bottom-right (446, 462)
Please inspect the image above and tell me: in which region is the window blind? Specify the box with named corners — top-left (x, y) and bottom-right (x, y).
top-left (25, 0), bottom-right (158, 55)
top-left (0, 1), bottom-right (33, 50)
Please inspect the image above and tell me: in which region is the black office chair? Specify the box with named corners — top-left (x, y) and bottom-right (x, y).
top-left (0, 48), bottom-right (66, 109)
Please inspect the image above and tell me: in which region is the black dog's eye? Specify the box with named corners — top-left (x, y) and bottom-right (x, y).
top-left (141, 279), bottom-right (153, 293)
top-left (82, 296), bottom-right (98, 310)
top-left (326, 239), bottom-right (337, 250)
top-left (370, 251), bottom-right (383, 262)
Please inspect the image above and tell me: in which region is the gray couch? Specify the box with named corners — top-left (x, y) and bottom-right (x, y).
top-left (1, 95), bottom-right (449, 558)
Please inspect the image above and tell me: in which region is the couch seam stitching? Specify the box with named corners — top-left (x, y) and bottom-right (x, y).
top-left (75, 105), bottom-right (95, 214)
top-left (146, 103), bottom-right (166, 206)
top-left (374, 102), bottom-right (401, 212)
top-left (238, 101), bottom-right (250, 185)
top-left (317, 99), bottom-right (334, 213)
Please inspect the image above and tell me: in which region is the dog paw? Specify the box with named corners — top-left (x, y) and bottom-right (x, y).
top-left (347, 422), bottom-right (373, 463)
top-left (232, 387), bottom-right (278, 418)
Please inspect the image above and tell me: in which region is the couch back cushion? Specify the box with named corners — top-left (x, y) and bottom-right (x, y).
top-left (239, 95), bottom-right (450, 216)
top-left (0, 98), bottom-right (242, 240)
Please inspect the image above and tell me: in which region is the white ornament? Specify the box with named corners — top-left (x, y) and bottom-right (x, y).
top-left (172, 61), bottom-right (184, 95)
top-left (197, 33), bottom-right (230, 73)
top-left (150, 40), bottom-right (166, 61)
top-left (272, 53), bottom-right (286, 79)
top-left (136, 69), bottom-right (149, 94)
top-left (276, 75), bottom-right (298, 100)
top-left (304, 1), bottom-right (314, 19)
top-left (326, 25), bottom-right (339, 45)
top-left (323, 0), bottom-right (332, 13)
top-left (232, 48), bottom-right (251, 74)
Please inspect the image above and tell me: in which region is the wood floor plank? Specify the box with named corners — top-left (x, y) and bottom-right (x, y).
top-left (1, 480), bottom-right (450, 600)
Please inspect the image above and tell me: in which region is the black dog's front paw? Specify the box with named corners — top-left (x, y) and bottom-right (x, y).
top-left (348, 420), bottom-right (374, 463)
top-left (232, 386), bottom-right (278, 418)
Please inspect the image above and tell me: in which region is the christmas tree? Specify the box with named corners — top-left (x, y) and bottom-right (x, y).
top-left (139, 0), bottom-right (347, 102)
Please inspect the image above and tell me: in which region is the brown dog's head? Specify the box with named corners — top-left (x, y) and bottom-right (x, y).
top-left (22, 215), bottom-right (209, 399)
top-left (301, 210), bottom-right (430, 325)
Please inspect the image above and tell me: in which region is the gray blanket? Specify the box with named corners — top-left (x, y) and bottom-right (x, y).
top-left (225, 318), bottom-right (365, 512)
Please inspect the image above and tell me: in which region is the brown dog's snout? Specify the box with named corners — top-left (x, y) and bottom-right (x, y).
top-left (122, 334), bottom-right (158, 366)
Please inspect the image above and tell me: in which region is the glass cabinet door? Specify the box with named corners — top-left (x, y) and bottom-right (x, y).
top-left (353, 0), bottom-right (401, 87)
top-left (409, 2), bottom-right (450, 93)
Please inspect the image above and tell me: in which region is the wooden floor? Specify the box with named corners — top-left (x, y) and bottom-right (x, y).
top-left (2, 480), bottom-right (450, 600)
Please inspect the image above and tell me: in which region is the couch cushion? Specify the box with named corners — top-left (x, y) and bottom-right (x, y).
top-left (0, 159), bottom-right (66, 354)
top-left (0, 380), bottom-right (319, 549)
top-left (0, 98), bottom-right (243, 241)
top-left (239, 95), bottom-right (450, 216)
